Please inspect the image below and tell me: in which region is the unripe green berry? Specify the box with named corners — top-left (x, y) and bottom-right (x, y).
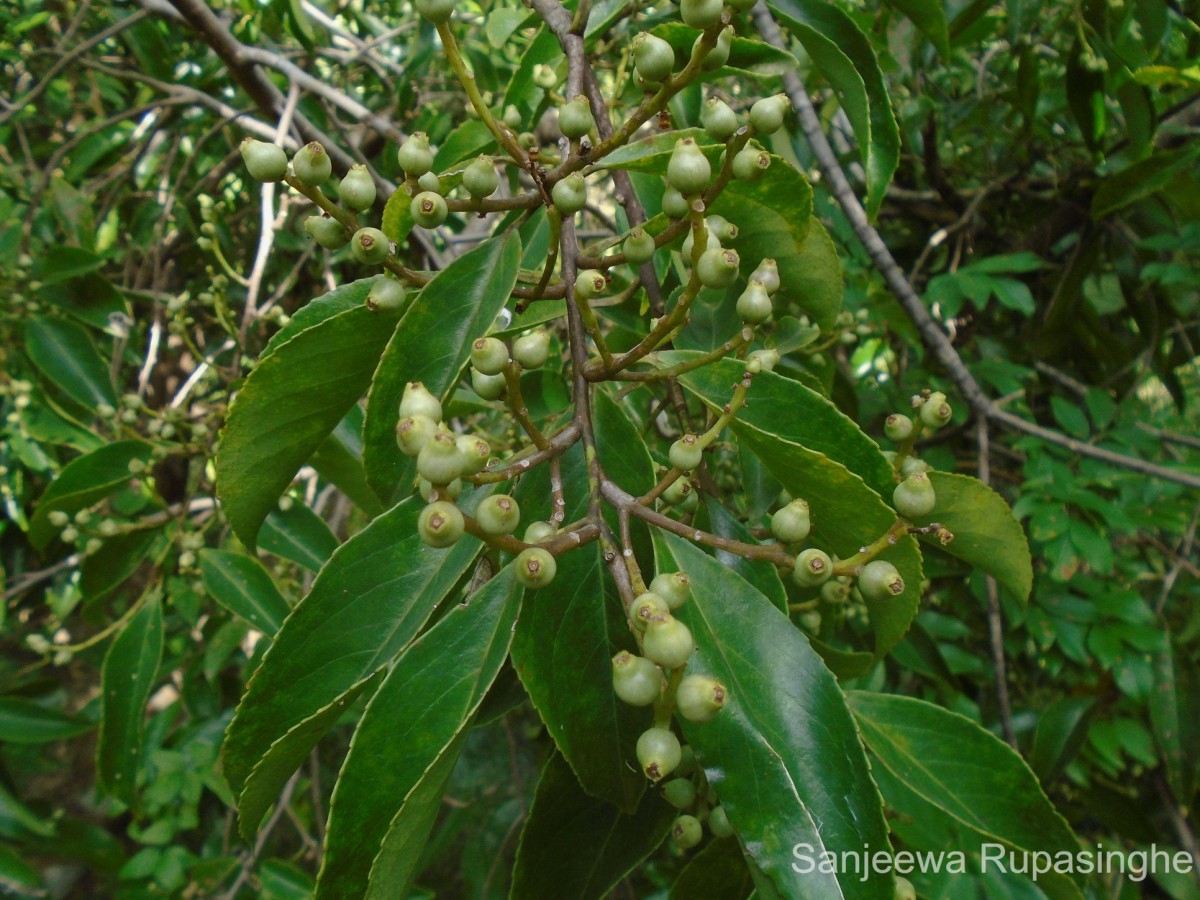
top-left (662, 186), bottom-right (690, 219)
top-left (502, 105), bottom-right (522, 130)
top-left (893, 472), bottom-right (936, 518)
top-left (858, 559), bottom-right (905, 601)
top-left (575, 269), bottom-right (606, 301)
top-left (667, 137), bottom-right (712, 196)
top-left (920, 391), bottom-right (952, 429)
top-left (649, 572), bottom-right (690, 610)
top-left (240, 138), bottom-right (288, 182)
top-left (821, 579), bottom-right (850, 604)
top-left (747, 348), bottom-right (780, 371)
top-left (400, 381), bottom-right (442, 421)
top-left (456, 434), bottom-right (491, 475)
top-left (471, 337), bottom-right (509, 376)
top-left (396, 414), bottom-right (438, 457)
top-left (680, 0), bottom-right (723, 28)
top-left (49, 510), bottom-right (70, 527)
top-left (476, 494), bottom-right (520, 536)
top-left (636, 727), bottom-right (681, 782)
top-left (709, 806), bottom-right (734, 838)
top-left (551, 172), bottom-right (587, 214)
top-left (524, 520), bottom-right (557, 543)
top-left (418, 476), bottom-right (462, 502)
top-left (792, 548), bottom-right (833, 587)
top-left (418, 500), bottom-right (464, 548)
top-left (306, 215), bottom-right (347, 250)
top-left (472, 368), bottom-right (507, 400)
top-left (736, 279), bottom-right (773, 324)
top-left (676, 744), bottom-right (697, 777)
top-left (292, 141), bottom-right (332, 186)
top-left (366, 277), bottom-right (406, 313)
top-left (558, 95), bottom-right (595, 139)
top-left (411, 191), bottom-right (449, 229)
top-left (884, 414), bottom-right (914, 442)
top-left (351, 227), bottom-right (390, 265)
top-left (681, 228), bottom-right (721, 261)
top-left (676, 674), bottom-right (726, 723)
top-left (338, 164), bottom-right (376, 211)
top-left (533, 64), bottom-right (559, 89)
top-left (749, 93), bottom-right (789, 135)
top-left (613, 651), bottom-right (662, 707)
top-left (705, 215), bottom-right (738, 243)
top-left (643, 614), bottom-right (694, 669)
top-left (623, 228), bottom-right (656, 265)
top-left (663, 778), bottom-right (697, 810)
top-left (732, 146), bottom-right (771, 181)
top-left (515, 547), bottom-right (557, 588)
top-left (669, 433), bottom-right (704, 471)
top-left (698, 25), bottom-right (733, 71)
top-left (417, 171), bottom-right (442, 194)
top-left (899, 455), bottom-right (932, 477)
top-left (633, 33), bottom-right (675, 83)
top-left (661, 476), bottom-right (695, 507)
top-left (415, 0), bottom-right (453, 24)
top-left (749, 258), bottom-right (780, 294)
top-left (799, 610), bottom-right (822, 632)
top-left (417, 430), bottom-right (464, 485)
top-left (696, 247), bottom-right (740, 289)
top-left (513, 330), bottom-right (551, 369)
top-left (702, 98), bottom-right (739, 142)
top-left (630, 591), bottom-right (671, 632)
top-left (462, 155), bottom-right (500, 198)
top-left (672, 814), bottom-right (703, 849)
top-left (771, 498), bottom-right (811, 543)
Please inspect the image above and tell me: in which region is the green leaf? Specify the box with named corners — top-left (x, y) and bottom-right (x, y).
top-left (704, 499), bottom-right (788, 612)
top-left (97, 592), bottom-right (163, 804)
top-left (223, 497), bottom-right (482, 835)
top-left (25, 316), bottom-right (116, 410)
top-left (216, 301), bottom-right (402, 550)
top-left (0, 844), bottom-right (44, 897)
top-left (510, 392), bottom-right (653, 813)
top-left (1066, 47), bottom-right (1105, 151)
top-left (658, 534), bottom-right (893, 900)
top-left (365, 731), bottom-right (467, 900)
top-left (1029, 696), bottom-right (1098, 784)
top-left (668, 356), bottom-right (894, 498)
top-left (80, 528), bottom-right (161, 599)
top-left (199, 549), bottom-right (291, 635)
top-left (1092, 146), bottom-right (1200, 219)
top-left (0, 697), bottom-right (95, 744)
top-left (1149, 635), bottom-right (1200, 804)
top-left (381, 189), bottom-right (414, 245)
top-left (433, 118), bottom-right (496, 170)
top-left (768, 0), bottom-right (900, 217)
top-left (310, 405), bottom-right (385, 516)
top-left (363, 231), bottom-right (521, 502)
top-left (259, 859), bottom-right (316, 900)
top-left (670, 838), bottom-right (755, 900)
top-left (511, 753), bottom-right (675, 899)
top-left (262, 276), bottom-right (380, 359)
top-left (314, 566), bottom-right (522, 900)
top-left (259, 502), bottom-right (338, 572)
top-left (849, 691), bottom-right (1084, 900)
top-left (883, 0), bottom-right (950, 57)
top-left (912, 473), bottom-right (1032, 604)
top-left (32, 245), bottom-right (105, 285)
top-left (29, 440), bottom-right (154, 548)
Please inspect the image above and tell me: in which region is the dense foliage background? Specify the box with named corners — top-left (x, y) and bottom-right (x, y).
top-left (1, 0), bottom-right (1198, 896)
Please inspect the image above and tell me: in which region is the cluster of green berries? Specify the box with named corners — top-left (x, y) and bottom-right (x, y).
top-left (882, 389), bottom-right (951, 518)
top-left (660, 755), bottom-right (736, 850)
top-left (467, 329), bottom-right (552, 400)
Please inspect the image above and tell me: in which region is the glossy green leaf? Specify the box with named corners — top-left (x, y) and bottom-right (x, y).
top-left (262, 276), bottom-right (380, 359)
top-left (0, 697), bottom-right (94, 744)
top-left (363, 231), bottom-right (521, 502)
top-left (216, 300), bottom-right (401, 550)
top-left (668, 356), bottom-right (894, 498)
top-left (29, 440), bottom-right (154, 548)
top-left (314, 566), bottom-right (522, 899)
top-left (883, 0), bottom-right (950, 57)
top-left (849, 691), bottom-right (1084, 899)
top-left (259, 502), bottom-right (338, 572)
top-left (912, 473), bottom-right (1032, 603)
top-left (704, 499), bottom-right (788, 612)
top-left (658, 534), bottom-right (893, 900)
top-left (199, 549), bottom-right (291, 635)
top-left (1029, 696), bottom-right (1098, 784)
top-left (769, 0), bottom-right (900, 217)
top-left (511, 752), bottom-right (675, 899)
top-left (25, 316), bottom-right (115, 410)
top-left (1149, 635), bottom-right (1200, 804)
top-left (310, 405), bottom-right (385, 516)
top-left (433, 118), bottom-right (496, 170)
top-left (510, 392), bottom-right (653, 813)
top-left (365, 731), bottom-right (467, 900)
top-left (80, 528), bottom-right (162, 599)
top-left (97, 593), bottom-right (163, 804)
top-left (224, 497), bottom-right (481, 835)
top-left (0, 844), bottom-right (43, 897)
top-left (670, 838), bottom-right (755, 900)
top-left (1092, 146), bottom-right (1200, 219)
